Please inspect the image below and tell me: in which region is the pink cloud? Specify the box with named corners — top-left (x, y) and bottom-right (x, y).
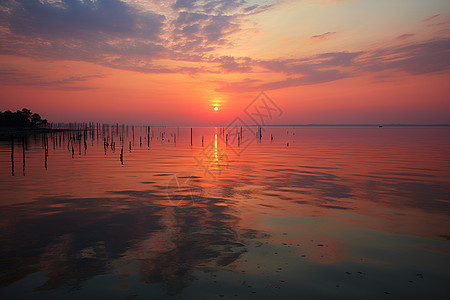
top-left (214, 38), bottom-right (450, 93)
top-left (428, 21), bottom-right (450, 27)
top-left (309, 32), bottom-right (337, 42)
top-left (423, 14), bottom-right (440, 22)
top-left (395, 33), bottom-right (415, 40)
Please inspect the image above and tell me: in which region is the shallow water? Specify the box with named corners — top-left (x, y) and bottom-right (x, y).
top-left (0, 126), bottom-right (449, 299)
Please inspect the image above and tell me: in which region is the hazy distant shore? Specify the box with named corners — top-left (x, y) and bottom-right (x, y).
top-left (0, 127), bottom-right (65, 138)
top-left (251, 124), bottom-right (450, 127)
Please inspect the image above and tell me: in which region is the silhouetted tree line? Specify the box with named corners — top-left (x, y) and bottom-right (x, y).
top-left (0, 108), bottom-right (48, 127)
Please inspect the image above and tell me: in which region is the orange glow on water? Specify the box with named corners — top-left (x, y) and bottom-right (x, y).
top-left (0, 127), bottom-right (449, 297)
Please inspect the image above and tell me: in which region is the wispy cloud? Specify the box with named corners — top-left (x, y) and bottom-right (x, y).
top-left (428, 20), bottom-right (450, 27)
top-left (215, 51), bottom-right (360, 92)
top-left (359, 39), bottom-right (450, 75)
top-left (216, 69), bottom-right (350, 93)
top-left (423, 14), bottom-right (440, 22)
top-left (309, 31), bottom-right (337, 42)
top-left (214, 38), bottom-right (450, 92)
top-left (0, 68), bottom-right (104, 90)
top-left (395, 33), bottom-right (415, 40)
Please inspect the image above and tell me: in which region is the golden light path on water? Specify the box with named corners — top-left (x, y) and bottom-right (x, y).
top-left (0, 126), bottom-right (449, 299)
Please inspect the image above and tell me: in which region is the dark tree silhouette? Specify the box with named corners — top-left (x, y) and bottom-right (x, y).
top-left (0, 108), bottom-right (48, 127)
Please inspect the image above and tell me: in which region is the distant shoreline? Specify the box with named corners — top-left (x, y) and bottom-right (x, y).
top-left (1, 125), bottom-right (449, 133)
top-left (164, 124), bottom-right (450, 128)
top-left (249, 124), bottom-right (450, 127)
top-left (0, 127), bottom-right (66, 137)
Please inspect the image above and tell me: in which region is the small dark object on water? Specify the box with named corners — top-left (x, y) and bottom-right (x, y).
top-left (379, 125), bottom-right (383, 128)
top-left (287, 143), bottom-right (289, 147)
top-left (384, 291), bottom-right (391, 294)
top-left (317, 244), bottom-right (324, 247)
top-left (345, 272), bottom-right (351, 275)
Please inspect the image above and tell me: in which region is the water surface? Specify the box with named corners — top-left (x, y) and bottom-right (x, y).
top-left (0, 126), bottom-right (449, 299)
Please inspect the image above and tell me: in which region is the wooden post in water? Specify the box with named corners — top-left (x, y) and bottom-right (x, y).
top-left (22, 136), bottom-right (25, 176)
top-left (84, 132), bottom-right (87, 154)
top-left (190, 128), bottom-right (193, 146)
top-left (44, 135), bottom-right (48, 170)
top-left (11, 136), bottom-right (14, 176)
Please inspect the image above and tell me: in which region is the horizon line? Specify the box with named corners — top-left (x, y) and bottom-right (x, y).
top-left (47, 123), bottom-right (450, 127)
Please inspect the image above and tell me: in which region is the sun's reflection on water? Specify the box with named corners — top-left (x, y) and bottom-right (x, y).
top-left (0, 126), bottom-right (449, 298)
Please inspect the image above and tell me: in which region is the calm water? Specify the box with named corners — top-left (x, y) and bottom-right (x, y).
top-left (0, 126), bottom-right (449, 299)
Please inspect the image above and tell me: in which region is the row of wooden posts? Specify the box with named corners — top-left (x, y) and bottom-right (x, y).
top-left (9, 125), bottom-right (280, 175)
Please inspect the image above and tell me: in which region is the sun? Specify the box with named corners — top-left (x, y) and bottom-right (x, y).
top-left (214, 106), bottom-right (219, 111)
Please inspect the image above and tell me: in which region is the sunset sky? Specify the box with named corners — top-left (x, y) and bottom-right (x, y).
top-left (0, 0), bottom-right (449, 125)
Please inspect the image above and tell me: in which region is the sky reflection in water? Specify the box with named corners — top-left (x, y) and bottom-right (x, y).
top-left (0, 126), bottom-right (449, 299)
